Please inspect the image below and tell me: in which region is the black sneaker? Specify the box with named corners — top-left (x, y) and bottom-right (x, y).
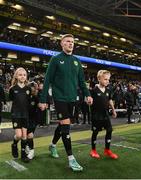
top-left (21, 150), bottom-right (30, 163)
top-left (11, 144), bottom-right (18, 158)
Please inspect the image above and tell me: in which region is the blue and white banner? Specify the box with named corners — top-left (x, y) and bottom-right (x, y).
top-left (0, 41), bottom-right (141, 71)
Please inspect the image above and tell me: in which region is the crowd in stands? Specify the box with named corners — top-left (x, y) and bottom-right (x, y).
top-left (1, 29), bottom-right (141, 67)
top-left (1, 1), bottom-right (141, 67)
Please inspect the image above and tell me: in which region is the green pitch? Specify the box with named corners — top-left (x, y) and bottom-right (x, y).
top-left (1, 123), bottom-right (141, 179)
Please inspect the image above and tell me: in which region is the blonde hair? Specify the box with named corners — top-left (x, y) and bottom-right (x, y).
top-left (11, 67), bottom-right (28, 87)
top-left (97, 70), bottom-right (111, 79)
top-left (61, 34), bottom-right (74, 42)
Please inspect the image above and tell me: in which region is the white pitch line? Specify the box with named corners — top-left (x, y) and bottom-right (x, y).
top-left (5, 160), bottom-right (27, 172)
top-left (112, 143), bottom-right (140, 151)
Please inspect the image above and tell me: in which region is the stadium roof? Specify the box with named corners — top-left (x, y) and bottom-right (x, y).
top-left (0, 0), bottom-right (141, 68)
top-left (56, 0), bottom-right (141, 38)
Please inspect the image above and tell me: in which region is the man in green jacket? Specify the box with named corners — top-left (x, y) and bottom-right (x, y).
top-left (39, 34), bottom-right (93, 171)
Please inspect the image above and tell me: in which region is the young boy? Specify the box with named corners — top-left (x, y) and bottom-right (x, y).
top-left (90, 70), bottom-right (118, 159)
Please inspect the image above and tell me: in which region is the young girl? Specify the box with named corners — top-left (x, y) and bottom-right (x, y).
top-left (9, 67), bottom-right (31, 163)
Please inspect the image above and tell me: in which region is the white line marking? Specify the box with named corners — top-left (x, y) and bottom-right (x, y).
top-left (112, 143), bottom-right (140, 151)
top-left (5, 160), bottom-right (27, 171)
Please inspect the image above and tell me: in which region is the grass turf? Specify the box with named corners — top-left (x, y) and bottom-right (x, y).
top-left (1, 123), bottom-right (141, 179)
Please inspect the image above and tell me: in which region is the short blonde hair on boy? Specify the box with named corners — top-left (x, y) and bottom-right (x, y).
top-left (61, 34), bottom-right (74, 41)
top-left (97, 70), bottom-right (111, 79)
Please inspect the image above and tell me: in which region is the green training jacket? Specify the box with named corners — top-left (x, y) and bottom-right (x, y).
top-left (40, 51), bottom-right (90, 103)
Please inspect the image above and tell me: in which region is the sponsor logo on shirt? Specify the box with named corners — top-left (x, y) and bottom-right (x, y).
top-left (60, 60), bottom-right (64, 64)
top-left (13, 122), bottom-right (17, 128)
top-left (58, 113), bottom-right (63, 119)
top-left (106, 93), bottom-right (109, 96)
top-left (31, 101), bottom-right (35, 105)
top-left (26, 90), bottom-right (30, 95)
top-left (93, 126), bottom-right (97, 130)
top-left (14, 90), bottom-right (18, 94)
top-left (97, 93), bottom-right (101, 96)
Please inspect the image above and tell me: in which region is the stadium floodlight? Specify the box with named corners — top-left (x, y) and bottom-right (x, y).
top-left (25, 60), bottom-right (33, 64)
top-left (45, 16), bottom-right (55, 20)
top-left (7, 52), bottom-right (17, 59)
top-left (104, 45), bottom-right (108, 48)
top-left (84, 40), bottom-right (89, 43)
top-left (11, 4), bottom-right (23, 11)
top-left (83, 26), bottom-right (91, 31)
top-left (31, 56), bottom-right (40, 62)
top-left (73, 24), bottom-right (80, 28)
top-left (103, 32), bottom-right (110, 37)
top-left (91, 45), bottom-right (97, 48)
top-left (46, 31), bottom-right (53, 34)
top-left (29, 27), bottom-right (37, 31)
top-left (12, 23), bottom-right (21, 27)
top-left (0, 41), bottom-right (141, 71)
top-left (74, 38), bottom-right (79, 41)
top-left (120, 50), bottom-right (125, 53)
top-left (0, 0), bottom-right (5, 4)
top-left (113, 36), bottom-right (118, 40)
top-left (120, 37), bottom-right (126, 42)
top-left (41, 33), bottom-right (50, 37)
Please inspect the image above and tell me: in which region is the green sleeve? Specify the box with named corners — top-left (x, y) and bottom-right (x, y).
top-left (78, 62), bottom-right (90, 97)
top-left (40, 57), bottom-right (57, 103)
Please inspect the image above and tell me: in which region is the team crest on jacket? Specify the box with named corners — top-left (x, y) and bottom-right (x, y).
top-left (106, 93), bottom-right (109, 96)
top-left (58, 113), bottom-right (62, 119)
top-left (13, 122), bottom-right (17, 128)
top-left (31, 101), bottom-right (35, 105)
top-left (26, 90), bottom-right (30, 95)
top-left (74, 61), bottom-right (78, 66)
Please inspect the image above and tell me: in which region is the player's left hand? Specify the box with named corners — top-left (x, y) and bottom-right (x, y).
top-left (38, 103), bottom-right (48, 111)
top-left (112, 110), bottom-right (117, 118)
top-left (86, 96), bottom-right (93, 105)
